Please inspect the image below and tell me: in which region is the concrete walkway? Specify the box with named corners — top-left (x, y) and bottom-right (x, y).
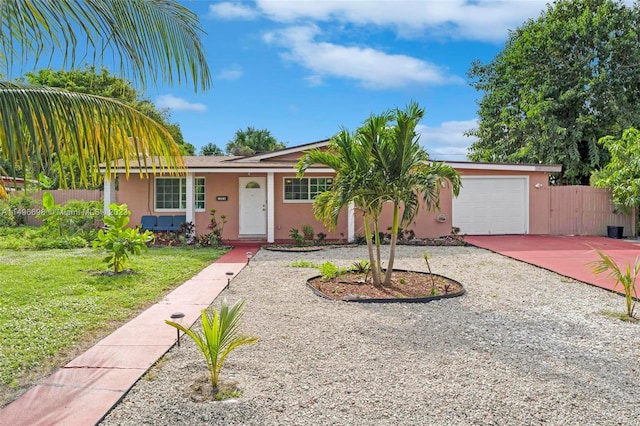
top-left (0, 246), bottom-right (260, 426)
top-left (465, 235), bottom-right (640, 295)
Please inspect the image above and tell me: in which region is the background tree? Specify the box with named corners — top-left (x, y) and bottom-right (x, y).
top-left (226, 127), bottom-right (286, 156)
top-left (200, 143), bottom-right (225, 156)
top-left (0, 0), bottom-right (210, 191)
top-left (592, 127), bottom-right (640, 212)
top-left (23, 67), bottom-right (195, 187)
top-left (467, 0), bottom-right (640, 184)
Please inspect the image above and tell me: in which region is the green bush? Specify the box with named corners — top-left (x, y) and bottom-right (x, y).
top-left (7, 194), bottom-right (35, 225)
top-left (38, 193), bottom-right (103, 238)
top-left (0, 201), bottom-right (15, 228)
top-left (32, 236), bottom-right (88, 249)
top-left (92, 203), bottom-right (154, 272)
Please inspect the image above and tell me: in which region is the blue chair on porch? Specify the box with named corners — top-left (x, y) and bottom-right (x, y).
top-left (140, 215), bottom-right (157, 231)
top-left (172, 215), bottom-right (187, 232)
top-left (155, 216), bottom-right (174, 232)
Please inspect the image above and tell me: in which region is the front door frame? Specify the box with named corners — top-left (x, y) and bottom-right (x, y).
top-left (239, 176), bottom-right (267, 237)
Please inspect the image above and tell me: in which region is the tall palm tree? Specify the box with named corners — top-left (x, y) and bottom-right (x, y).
top-left (0, 0), bottom-right (211, 192)
top-left (371, 102), bottom-right (461, 285)
top-left (297, 128), bottom-right (388, 286)
top-left (299, 102), bottom-right (461, 287)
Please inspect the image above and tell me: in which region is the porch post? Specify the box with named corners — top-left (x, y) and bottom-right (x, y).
top-left (267, 172), bottom-right (275, 243)
top-left (185, 173), bottom-right (194, 224)
top-left (348, 201), bottom-right (355, 242)
top-left (103, 176), bottom-right (116, 215)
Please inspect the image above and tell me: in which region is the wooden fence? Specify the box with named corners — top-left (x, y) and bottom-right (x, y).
top-left (548, 186), bottom-right (635, 236)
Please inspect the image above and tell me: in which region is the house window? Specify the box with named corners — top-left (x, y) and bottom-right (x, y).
top-left (155, 177), bottom-right (205, 211)
top-left (195, 177), bottom-right (205, 211)
top-left (284, 177), bottom-right (333, 202)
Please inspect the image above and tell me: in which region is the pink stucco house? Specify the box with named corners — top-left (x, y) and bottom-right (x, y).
top-left (103, 140), bottom-right (562, 243)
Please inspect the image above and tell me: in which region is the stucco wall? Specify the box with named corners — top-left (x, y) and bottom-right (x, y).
top-left (116, 166), bottom-right (553, 241)
top-left (273, 172), bottom-right (348, 241)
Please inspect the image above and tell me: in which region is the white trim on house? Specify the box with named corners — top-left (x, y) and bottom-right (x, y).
top-left (445, 162), bottom-right (561, 173)
top-left (103, 178), bottom-right (116, 215)
top-left (112, 167), bottom-right (337, 174)
top-left (230, 140), bottom-right (330, 162)
top-left (185, 173), bottom-right (194, 224)
top-left (348, 202), bottom-right (355, 243)
top-left (267, 172), bottom-right (275, 243)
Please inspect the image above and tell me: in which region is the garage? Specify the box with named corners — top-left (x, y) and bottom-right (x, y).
top-left (452, 176), bottom-right (529, 235)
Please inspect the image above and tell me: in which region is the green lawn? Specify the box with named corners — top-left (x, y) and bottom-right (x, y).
top-left (0, 246), bottom-right (227, 406)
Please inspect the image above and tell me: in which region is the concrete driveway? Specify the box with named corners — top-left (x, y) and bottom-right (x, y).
top-left (465, 235), bottom-right (640, 295)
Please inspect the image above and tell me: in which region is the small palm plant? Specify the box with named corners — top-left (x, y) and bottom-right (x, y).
top-left (165, 299), bottom-right (258, 394)
top-left (590, 249), bottom-right (640, 320)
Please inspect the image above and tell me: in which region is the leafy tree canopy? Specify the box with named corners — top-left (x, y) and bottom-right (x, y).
top-left (21, 67), bottom-right (195, 187)
top-left (592, 127), bottom-right (640, 211)
top-left (468, 0), bottom-right (640, 184)
top-left (226, 127), bottom-right (286, 156)
top-left (200, 143), bottom-right (225, 156)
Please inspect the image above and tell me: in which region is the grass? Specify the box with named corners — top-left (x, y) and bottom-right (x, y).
top-left (0, 245), bottom-right (228, 406)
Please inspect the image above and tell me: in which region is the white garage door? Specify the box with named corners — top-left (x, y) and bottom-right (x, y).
top-left (452, 176), bottom-right (528, 235)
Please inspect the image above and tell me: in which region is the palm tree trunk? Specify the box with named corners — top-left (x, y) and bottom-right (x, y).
top-left (363, 215), bottom-right (381, 285)
top-left (384, 203), bottom-right (400, 285)
top-left (373, 218), bottom-right (383, 284)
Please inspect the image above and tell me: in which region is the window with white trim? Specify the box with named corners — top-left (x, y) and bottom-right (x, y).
top-left (155, 177), bottom-right (206, 211)
top-left (283, 177), bottom-right (333, 202)
top-left (195, 177), bottom-right (205, 211)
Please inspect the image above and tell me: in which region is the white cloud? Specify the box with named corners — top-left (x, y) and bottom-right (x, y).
top-left (264, 25), bottom-right (461, 89)
top-left (155, 95), bottom-right (207, 112)
top-left (215, 65), bottom-right (243, 81)
top-left (208, 2), bottom-right (258, 20)
top-left (417, 119), bottom-right (478, 161)
top-left (255, 0), bottom-right (550, 42)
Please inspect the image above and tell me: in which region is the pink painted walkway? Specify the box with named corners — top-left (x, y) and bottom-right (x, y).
top-left (0, 245), bottom-right (260, 426)
top-left (465, 235), bottom-right (640, 295)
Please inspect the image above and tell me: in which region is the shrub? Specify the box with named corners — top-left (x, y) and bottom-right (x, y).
top-left (0, 201), bottom-right (15, 228)
top-left (38, 193), bottom-right (102, 238)
top-left (319, 261), bottom-right (350, 280)
top-left (92, 203), bottom-right (154, 272)
top-left (207, 209), bottom-right (227, 246)
top-left (165, 299), bottom-right (258, 394)
top-left (301, 224), bottom-right (314, 240)
top-left (7, 194), bottom-right (35, 225)
top-left (289, 228), bottom-right (304, 246)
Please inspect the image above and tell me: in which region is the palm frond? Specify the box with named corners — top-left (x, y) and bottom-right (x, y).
top-left (0, 0), bottom-right (210, 90)
top-left (0, 82), bottom-right (184, 186)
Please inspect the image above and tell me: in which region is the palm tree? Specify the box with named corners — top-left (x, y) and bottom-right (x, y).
top-left (0, 0), bottom-right (211, 191)
top-left (297, 128), bottom-right (388, 286)
top-left (371, 102), bottom-right (461, 285)
top-left (299, 102), bottom-right (461, 287)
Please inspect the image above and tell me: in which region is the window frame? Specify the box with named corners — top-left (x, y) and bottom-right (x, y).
top-left (154, 176), bottom-right (206, 212)
top-left (283, 176), bottom-right (334, 203)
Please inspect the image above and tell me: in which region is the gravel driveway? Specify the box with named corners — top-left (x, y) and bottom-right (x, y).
top-left (100, 245), bottom-right (640, 426)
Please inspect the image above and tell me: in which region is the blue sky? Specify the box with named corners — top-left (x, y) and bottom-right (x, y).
top-left (146, 0), bottom-right (555, 161)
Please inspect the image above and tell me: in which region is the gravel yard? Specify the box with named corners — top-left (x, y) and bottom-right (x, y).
top-left (100, 245), bottom-right (640, 426)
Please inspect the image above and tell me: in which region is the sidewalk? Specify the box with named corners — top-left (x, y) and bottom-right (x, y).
top-left (0, 245), bottom-right (260, 426)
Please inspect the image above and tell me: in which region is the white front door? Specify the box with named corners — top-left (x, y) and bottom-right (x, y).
top-left (239, 177), bottom-right (267, 236)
